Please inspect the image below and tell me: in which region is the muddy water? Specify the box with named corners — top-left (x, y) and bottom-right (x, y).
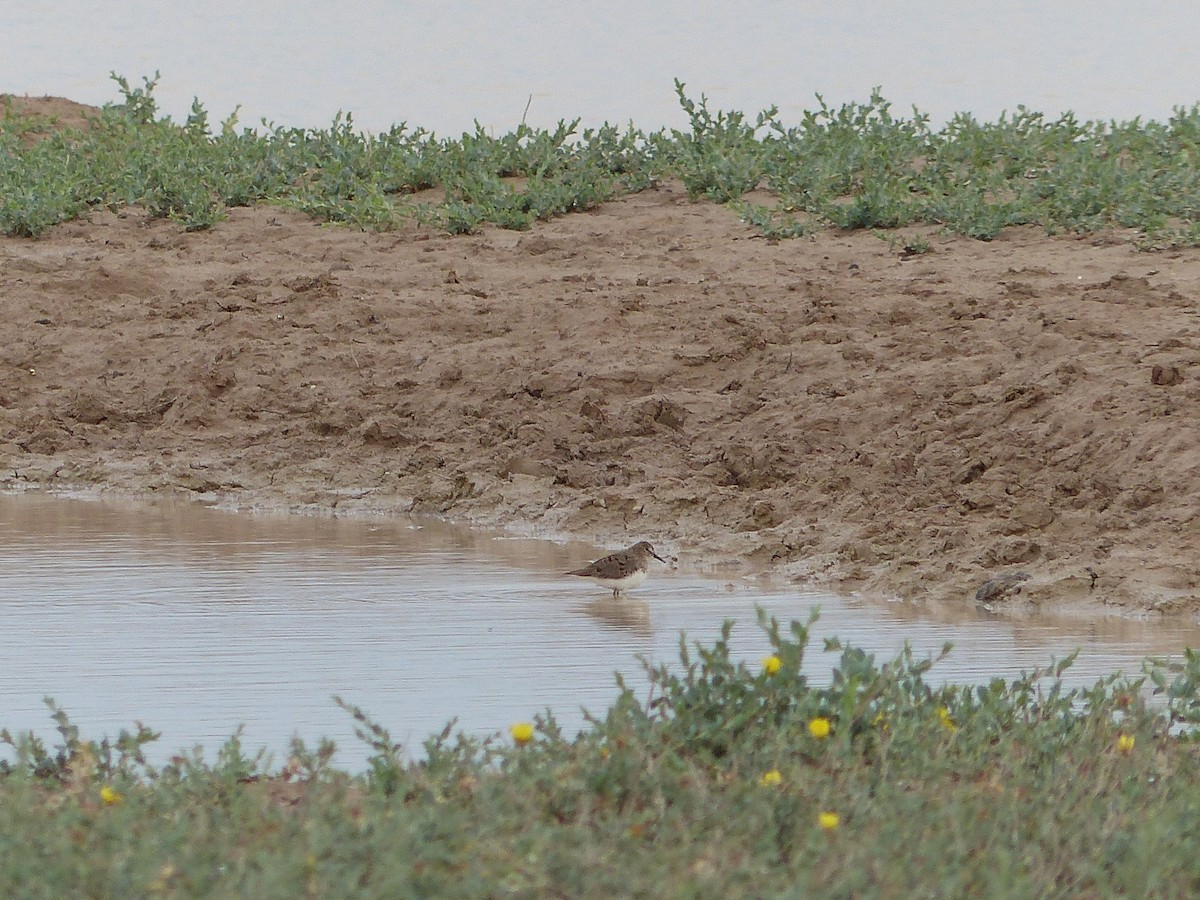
top-left (2, 493), bottom-right (1197, 769)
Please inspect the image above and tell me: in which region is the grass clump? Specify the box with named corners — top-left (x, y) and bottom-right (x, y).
top-left (3, 609), bottom-right (1200, 896)
top-left (0, 72), bottom-right (651, 236)
top-left (4, 74), bottom-right (1200, 244)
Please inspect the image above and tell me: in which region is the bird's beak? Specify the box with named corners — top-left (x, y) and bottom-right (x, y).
top-left (650, 549), bottom-right (665, 563)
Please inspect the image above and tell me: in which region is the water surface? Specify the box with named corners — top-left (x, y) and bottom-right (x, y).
top-left (1, 493), bottom-right (1197, 768)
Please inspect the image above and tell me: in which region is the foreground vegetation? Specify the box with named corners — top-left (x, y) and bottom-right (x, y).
top-left (4, 610), bottom-right (1200, 896)
top-left (3, 74), bottom-right (1200, 247)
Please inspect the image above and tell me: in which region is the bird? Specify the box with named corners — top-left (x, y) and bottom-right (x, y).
top-left (566, 541), bottom-right (666, 596)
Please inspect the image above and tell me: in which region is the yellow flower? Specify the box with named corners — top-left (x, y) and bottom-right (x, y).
top-left (762, 654), bottom-right (782, 675)
top-left (808, 717), bottom-right (832, 739)
top-left (937, 707), bottom-right (958, 733)
top-left (759, 769), bottom-right (783, 786)
top-left (1117, 733), bottom-right (1135, 754)
top-left (818, 811), bottom-right (840, 831)
top-left (509, 722), bottom-right (535, 745)
top-left (100, 786), bottom-right (123, 806)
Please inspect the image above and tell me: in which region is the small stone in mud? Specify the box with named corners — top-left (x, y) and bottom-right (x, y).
top-left (751, 500), bottom-right (784, 528)
top-left (1014, 500), bottom-right (1055, 529)
top-left (651, 397), bottom-right (689, 431)
top-left (360, 416), bottom-right (409, 448)
top-left (1150, 364), bottom-right (1181, 386)
top-left (845, 541), bottom-right (879, 564)
top-left (578, 399), bottom-right (606, 421)
top-left (974, 571), bottom-right (1031, 604)
top-left (502, 455), bottom-right (552, 478)
top-left (956, 460), bottom-right (988, 484)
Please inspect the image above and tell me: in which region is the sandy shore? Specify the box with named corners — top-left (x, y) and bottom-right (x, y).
top-left (4, 100), bottom-right (1200, 616)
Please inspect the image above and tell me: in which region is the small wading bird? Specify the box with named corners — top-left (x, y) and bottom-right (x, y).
top-left (567, 541), bottom-right (665, 596)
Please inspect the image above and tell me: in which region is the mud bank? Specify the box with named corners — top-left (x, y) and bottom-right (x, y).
top-left (4, 108), bottom-right (1200, 614)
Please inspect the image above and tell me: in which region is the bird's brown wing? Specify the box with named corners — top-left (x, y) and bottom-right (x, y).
top-left (568, 551), bottom-right (632, 578)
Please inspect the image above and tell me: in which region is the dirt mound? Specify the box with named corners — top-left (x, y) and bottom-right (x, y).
top-left (1, 94), bottom-right (102, 140)
top-left (3, 112), bottom-right (1200, 614)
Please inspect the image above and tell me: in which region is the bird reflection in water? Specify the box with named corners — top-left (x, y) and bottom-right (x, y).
top-left (578, 595), bottom-right (652, 635)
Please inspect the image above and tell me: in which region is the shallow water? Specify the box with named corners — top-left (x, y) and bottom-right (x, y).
top-left (1, 493), bottom-right (1198, 769)
top-left (3, 4), bottom-right (1199, 134)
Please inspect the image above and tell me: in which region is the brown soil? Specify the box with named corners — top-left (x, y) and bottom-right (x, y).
top-left (5, 98), bottom-right (1200, 616)
top-left (2, 95), bottom-right (100, 143)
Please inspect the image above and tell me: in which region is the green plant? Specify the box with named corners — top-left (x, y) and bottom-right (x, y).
top-left (5, 74), bottom-right (1200, 242)
top-left (0, 611), bottom-right (1195, 896)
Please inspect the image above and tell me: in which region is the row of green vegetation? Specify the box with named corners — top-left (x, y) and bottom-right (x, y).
top-left (3, 73), bottom-right (1200, 247)
top-left (4, 610), bottom-right (1200, 896)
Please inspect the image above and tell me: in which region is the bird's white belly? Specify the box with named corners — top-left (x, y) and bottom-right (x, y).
top-left (586, 569), bottom-right (648, 591)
